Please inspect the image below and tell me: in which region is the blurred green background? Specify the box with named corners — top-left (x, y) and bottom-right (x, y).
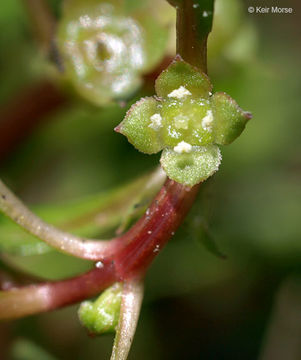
top-left (0, 0), bottom-right (301, 359)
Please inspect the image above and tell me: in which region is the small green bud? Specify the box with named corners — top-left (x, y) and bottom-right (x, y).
top-left (117, 57), bottom-right (251, 186)
top-left (78, 283), bottom-right (122, 335)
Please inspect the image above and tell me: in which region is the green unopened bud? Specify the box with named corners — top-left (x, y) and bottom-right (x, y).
top-left (78, 283), bottom-right (122, 335)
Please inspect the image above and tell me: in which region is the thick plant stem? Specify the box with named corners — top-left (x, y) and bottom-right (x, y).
top-left (110, 279), bottom-right (144, 360)
top-left (0, 262), bottom-right (116, 320)
top-left (114, 180), bottom-right (199, 279)
top-left (0, 179), bottom-right (198, 319)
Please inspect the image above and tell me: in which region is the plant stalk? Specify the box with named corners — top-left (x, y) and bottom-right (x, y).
top-left (0, 168), bottom-right (166, 261)
top-left (176, 0), bottom-right (214, 72)
top-left (0, 0), bottom-right (215, 319)
top-left (110, 279), bottom-right (144, 360)
top-left (0, 179), bottom-right (198, 319)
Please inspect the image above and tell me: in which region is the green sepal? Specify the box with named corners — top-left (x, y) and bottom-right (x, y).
top-left (160, 145), bottom-right (221, 186)
top-left (155, 56), bottom-right (212, 99)
top-left (211, 92), bottom-right (252, 145)
top-left (116, 97), bottom-right (164, 154)
top-left (78, 283), bottom-right (123, 335)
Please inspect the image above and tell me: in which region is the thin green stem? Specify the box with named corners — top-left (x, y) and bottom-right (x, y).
top-left (0, 168), bottom-right (166, 261)
top-left (175, 0), bottom-right (214, 73)
top-left (111, 279), bottom-right (144, 360)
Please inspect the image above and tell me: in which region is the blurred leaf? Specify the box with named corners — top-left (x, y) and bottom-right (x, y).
top-left (190, 216), bottom-right (226, 259)
top-left (0, 171), bottom-right (155, 257)
top-left (0, 170), bottom-right (163, 279)
top-left (11, 338), bottom-right (57, 360)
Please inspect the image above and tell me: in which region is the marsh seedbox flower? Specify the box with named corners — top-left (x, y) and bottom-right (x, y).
top-left (116, 56), bottom-right (251, 186)
top-left (57, 0), bottom-right (168, 106)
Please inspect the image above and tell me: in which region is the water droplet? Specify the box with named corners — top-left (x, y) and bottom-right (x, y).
top-left (153, 245), bottom-right (160, 253)
top-left (95, 261), bottom-right (104, 268)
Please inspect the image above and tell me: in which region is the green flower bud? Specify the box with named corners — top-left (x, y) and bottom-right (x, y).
top-left (78, 283), bottom-right (122, 335)
top-left (57, 0), bottom-right (168, 106)
top-left (117, 57), bottom-right (251, 186)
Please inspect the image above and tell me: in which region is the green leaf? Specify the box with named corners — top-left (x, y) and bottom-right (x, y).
top-left (0, 185), bottom-right (131, 257)
top-left (11, 338), bottom-right (57, 360)
top-left (138, 15), bottom-right (169, 72)
top-left (191, 216), bottom-right (226, 259)
top-left (116, 97), bottom-right (164, 154)
top-left (211, 92), bottom-right (252, 145)
top-left (78, 283), bottom-right (123, 335)
top-left (0, 171), bottom-right (163, 279)
top-left (160, 145), bottom-right (221, 186)
top-left (155, 56), bottom-right (212, 99)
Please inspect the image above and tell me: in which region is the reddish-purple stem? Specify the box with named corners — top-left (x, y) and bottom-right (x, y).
top-left (0, 180), bottom-right (199, 319)
top-left (0, 0), bottom-right (212, 319)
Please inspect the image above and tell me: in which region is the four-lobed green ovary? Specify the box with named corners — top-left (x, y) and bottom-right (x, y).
top-left (160, 97), bottom-right (214, 147)
top-left (145, 89), bottom-right (250, 151)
